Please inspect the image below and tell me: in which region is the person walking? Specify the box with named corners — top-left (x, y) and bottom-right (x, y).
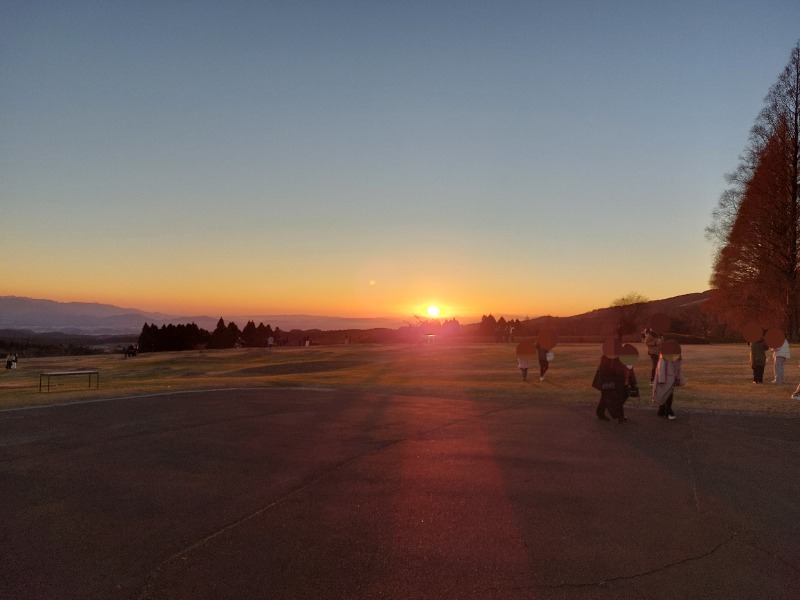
top-left (535, 341), bottom-right (550, 381)
top-left (652, 342), bottom-right (685, 420)
top-left (592, 353), bottom-right (629, 423)
top-left (644, 327), bottom-right (664, 384)
top-left (517, 356), bottom-right (530, 381)
top-left (772, 338), bottom-right (791, 384)
top-left (750, 334), bottom-right (768, 384)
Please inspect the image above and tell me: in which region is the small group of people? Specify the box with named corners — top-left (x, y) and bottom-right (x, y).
top-left (522, 319), bottom-right (800, 422)
top-left (748, 333), bottom-right (791, 384)
top-left (747, 331), bottom-right (800, 399)
top-left (5, 353), bottom-right (18, 369)
top-left (592, 336), bottom-right (685, 424)
top-left (517, 341), bottom-right (551, 382)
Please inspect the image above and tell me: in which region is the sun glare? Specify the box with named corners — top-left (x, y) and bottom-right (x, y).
top-left (426, 305), bottom-right (440, 318)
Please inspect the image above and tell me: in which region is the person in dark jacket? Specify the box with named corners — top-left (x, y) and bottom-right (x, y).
top-left (750, 334), bottom-right (768, 383)
top-left (592, 354), bottom-right (631, 423)
top-left (644, 327), bottom-right (664, 383)
top-left (535, 341), bottom-right (550, 381)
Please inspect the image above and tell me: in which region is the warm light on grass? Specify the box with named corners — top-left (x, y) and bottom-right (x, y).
top-left (1, 344), bottom-right (799, 415)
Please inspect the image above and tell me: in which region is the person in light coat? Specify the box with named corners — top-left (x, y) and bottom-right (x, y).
top-left (652, 348), bottom-right (685, 420)
top-left (517, 356), bottom-right (531, 381)
top-left (772, 338), bottom-right (791, 384)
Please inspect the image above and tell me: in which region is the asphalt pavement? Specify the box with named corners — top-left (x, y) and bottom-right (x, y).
top-left (1, 388), bottom-right (799, 599)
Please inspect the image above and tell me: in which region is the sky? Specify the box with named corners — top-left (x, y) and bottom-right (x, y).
top-left (2, 1), bottom-right (799, 325)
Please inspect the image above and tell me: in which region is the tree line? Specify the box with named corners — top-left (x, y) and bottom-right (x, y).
top-left (707, 42), bottom-right (800, 341)
top-left (138, 319), bottom-right (284, 352)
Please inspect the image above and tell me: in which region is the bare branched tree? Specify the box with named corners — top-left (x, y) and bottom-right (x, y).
top-left (610, 292), bottom-right (650, 337)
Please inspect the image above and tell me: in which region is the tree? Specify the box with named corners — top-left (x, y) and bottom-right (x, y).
top-left (241, 321), bottom-right (258, 347)
top-left (441, 318), bottom-right (461, 337)
top-left (496, 316), bottom-right (508, 342)
top-left (227, 321), bottom-right (242, 347)
top-left (255, 322), bottom-right (272, 347)
top-left (138, 323), bottom-right (158, 352)
top-left (479, 314), bottom-right (497, 336)
top-left (209, 318), bottom-right (240, 349)
top-left (610, 292), bottom-right (649, 337)
top-left (707, 42), bottom-right (800, 340)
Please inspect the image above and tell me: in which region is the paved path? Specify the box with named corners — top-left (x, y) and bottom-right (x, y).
top-left (1, 389), bottom-right (799, 599)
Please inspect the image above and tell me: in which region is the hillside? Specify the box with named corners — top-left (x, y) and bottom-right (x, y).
top-left (519, 291), bottom-right (712, 341)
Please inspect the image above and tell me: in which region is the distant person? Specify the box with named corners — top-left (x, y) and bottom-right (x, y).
top-left (644, 327), bottom-right (664, 383)
top-left (517, 355), bottom-right (530, 381)
top-left (535, 341), bottom-right (550, 381)
top-left (592, 354), bottom-right (629, 423)
top-left (267, 336), bottom-right (274, 350)
top-left (772, 338), bottom-right (791, 384)
top-left (5, 354), bottom-right (12, 369)
top-left (749, 334), bottom-right (769, 384)
top-left (652, 342), bottom-right (685, 420)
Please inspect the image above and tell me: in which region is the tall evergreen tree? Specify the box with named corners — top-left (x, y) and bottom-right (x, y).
top-left (241, 321), bottom-right (258, 347)
top-left (209, 318), bottom-right (229, 349)
top-left (255, 323), bottom-right (271, 347)
top-left (479, 314), bottom-right (497, 336)
top-left (707, 42), bottom-right (800, 339)
top-left (138, 323), bottom-right (158, 352)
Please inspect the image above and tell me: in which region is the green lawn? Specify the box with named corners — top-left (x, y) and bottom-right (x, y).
top-left (2, 343), bottom-right (799, 414)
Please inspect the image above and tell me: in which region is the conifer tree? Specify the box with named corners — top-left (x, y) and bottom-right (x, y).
top-left (707, 42), bottom-right (800, 339)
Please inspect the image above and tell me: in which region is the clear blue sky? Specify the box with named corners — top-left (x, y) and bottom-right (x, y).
top-left (2, 1), bottom-right (799, 323)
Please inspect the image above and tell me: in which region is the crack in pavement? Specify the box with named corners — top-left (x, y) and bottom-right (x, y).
top-left (135, 397), bottom-right (531, 599)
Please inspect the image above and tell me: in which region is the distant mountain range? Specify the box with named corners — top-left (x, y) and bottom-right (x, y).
top-left (0, 296), bottom-right (408, 334)
top-left (0, 292), bottom-right (712, 337)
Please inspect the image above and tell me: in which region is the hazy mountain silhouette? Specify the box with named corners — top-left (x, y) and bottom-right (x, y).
top-left (0, 296), bottom-right (407, 333)
top-left (0, 293), bottom-right (712, 336)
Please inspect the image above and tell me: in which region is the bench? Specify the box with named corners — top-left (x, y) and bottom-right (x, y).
top-left (39, 370), bottom-right (100, 393)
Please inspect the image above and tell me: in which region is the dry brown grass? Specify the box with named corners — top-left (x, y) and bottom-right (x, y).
top-left (2, 343), bottom-right (800, 415)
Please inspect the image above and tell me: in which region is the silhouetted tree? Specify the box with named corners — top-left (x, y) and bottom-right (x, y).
top-left (241, 321), bottom-right (258, 347)
top-left (138, 323), bottom-right (158, 352)
top-left (707, 42), bottom-right (800, 340)
top-left (610, 293), bottom-right (649, 337)
top-left (256, 323), bottom-right (272, 347)
top-left (441, 318), bottom-right (461, 337)
top-left (209, 318), bottom-right (239, 349)
top-left (227, 321), bottom-right (241, 347)
top-left (479, 314), bottom-right (497, 336)
top-left (138, 322), bottom-right (209, 352)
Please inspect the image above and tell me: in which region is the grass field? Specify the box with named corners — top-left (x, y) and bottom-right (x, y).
top-left (2, 343), bottom-right (800, 415)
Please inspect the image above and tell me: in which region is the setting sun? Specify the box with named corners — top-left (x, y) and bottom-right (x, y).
top-left (426, 305), bottom-right (440, 318)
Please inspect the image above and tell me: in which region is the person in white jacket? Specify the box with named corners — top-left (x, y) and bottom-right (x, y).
top-left (652, 341), bottom-right (685, 420)
top-left (772, 338), bottom-right (791, 384)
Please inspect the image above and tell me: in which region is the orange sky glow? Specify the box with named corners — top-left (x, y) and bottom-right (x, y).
top-left (6, 2), bottom-right (789, 324)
